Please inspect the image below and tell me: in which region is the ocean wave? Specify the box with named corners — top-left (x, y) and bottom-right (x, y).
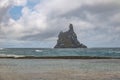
top-left (0, 48), bottom-right (4, 50)
top-left (109, 51), bottom-right (120, 54)
top-left (35, 50), bottom-right (43, 52)
top-left (0, 54), bottom-right (25, 58)
top-left (0, 55), bottom-right (119, 59)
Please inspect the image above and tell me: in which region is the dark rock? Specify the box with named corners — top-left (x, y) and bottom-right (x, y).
top-left (54, 24), bottom-right (87, 48)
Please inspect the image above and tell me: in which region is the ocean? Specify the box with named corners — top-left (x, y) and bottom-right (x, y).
top-left (0, 48), bottom-right (120, 58)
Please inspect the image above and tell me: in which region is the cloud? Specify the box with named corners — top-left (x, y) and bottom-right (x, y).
top-left (0, 0), bottom-right (120, 47)
top-left (0, 0), bottom-right (26, 21)
top-left (0, 0), bottom-right (27, 38)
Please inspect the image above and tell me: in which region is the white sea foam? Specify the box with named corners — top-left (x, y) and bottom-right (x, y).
top-left (0, 48), bottom-right (4, 50)
top-left (35, 50), bottom-right (43, 52)
top-left (109, 50), bottom-right (120, 54)
top-left (0, 54), bottom-right (25, 58)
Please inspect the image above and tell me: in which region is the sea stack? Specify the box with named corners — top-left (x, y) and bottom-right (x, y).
top-left (54, 24), bottom-right (87, 48)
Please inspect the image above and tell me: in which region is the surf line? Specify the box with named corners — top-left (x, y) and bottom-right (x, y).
top-left (0, 56), bottom-right (119, 59)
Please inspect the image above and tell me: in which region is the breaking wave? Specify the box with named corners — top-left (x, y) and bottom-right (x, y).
top-left (35, 50), bottom-right (43, 52)
top-left (0, 48), bottom-right (4, 50)
top-left (0, 54), bottom-right (25, 58)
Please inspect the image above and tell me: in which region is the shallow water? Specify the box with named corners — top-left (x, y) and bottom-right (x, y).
top-left (0, 59), bottom-right (120, 80)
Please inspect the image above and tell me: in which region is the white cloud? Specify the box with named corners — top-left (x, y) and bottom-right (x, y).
top-left (0, 0), bottom-right (120, 47)
top-left (0, 0), bottom-right (27, 24)
top-left (111, 13), bottom-right (120, 23)
top-left (12, 0), bottom-right (27, 6)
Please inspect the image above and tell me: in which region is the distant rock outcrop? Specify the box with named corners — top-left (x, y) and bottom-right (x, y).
top-left (54, 24), bottom-right (87, 48)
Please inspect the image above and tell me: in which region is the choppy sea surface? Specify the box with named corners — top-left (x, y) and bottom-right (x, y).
top-left (0, 48), bottom-right (120, 58)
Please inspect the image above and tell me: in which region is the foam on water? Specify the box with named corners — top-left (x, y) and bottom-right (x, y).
top-left (0, 48), bottom-right (4, 50)
top-left (109, 51), bottom-right (120, 54)
top-left (35, 50), bottom-right (43, 52)
top-left (0, 54), bottom-right (25, 58)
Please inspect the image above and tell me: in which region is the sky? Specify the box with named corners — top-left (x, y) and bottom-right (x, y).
top-left (0, 0), bottom-right (120, 48)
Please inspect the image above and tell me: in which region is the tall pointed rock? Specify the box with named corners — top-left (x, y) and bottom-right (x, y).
top-left (54, 24), bottom-right (87, 48)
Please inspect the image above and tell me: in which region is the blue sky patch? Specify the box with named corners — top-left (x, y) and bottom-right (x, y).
top-left (27, 0), bottom-right (40, 9)
top-left (9, 0), bottom-right (40, 20)
top-left (9, 6), bottom-right (23, 20)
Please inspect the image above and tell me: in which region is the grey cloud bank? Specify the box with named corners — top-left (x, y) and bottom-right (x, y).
top-left (0, 0), bottom-right (120, 48)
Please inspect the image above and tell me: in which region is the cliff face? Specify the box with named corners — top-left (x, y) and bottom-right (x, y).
top-left (54, 24), bottom-right (87, 48)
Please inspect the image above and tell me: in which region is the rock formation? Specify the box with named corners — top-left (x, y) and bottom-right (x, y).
top-left (54, 24), bottom-right (87, 48)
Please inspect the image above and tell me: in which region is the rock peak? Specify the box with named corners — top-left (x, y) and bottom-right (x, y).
top-left (69, 24), bottom-right (74, 31)
top-left (54, 24), bottom-right (87, 48)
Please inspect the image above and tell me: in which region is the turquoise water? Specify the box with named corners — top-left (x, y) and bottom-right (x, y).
top-left (0, 48), bottom-right (120, 58)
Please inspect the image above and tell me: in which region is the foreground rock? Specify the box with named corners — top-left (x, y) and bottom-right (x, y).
top-left (54, 24), bottom-right (87, 48)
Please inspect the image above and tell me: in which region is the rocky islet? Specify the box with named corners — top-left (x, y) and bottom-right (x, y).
top-left (54, 24), bottom-right (87, 48)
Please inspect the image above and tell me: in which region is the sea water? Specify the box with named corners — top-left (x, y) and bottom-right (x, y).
top-left (0, 48), bottom-right (120, 58)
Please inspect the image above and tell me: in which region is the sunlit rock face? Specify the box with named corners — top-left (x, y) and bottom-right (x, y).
top-left (54, 24), bottom-right (87, 48)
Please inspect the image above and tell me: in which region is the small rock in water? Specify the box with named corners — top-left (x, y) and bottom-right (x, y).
top-left (54, 24), bottom-right (87, 48)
